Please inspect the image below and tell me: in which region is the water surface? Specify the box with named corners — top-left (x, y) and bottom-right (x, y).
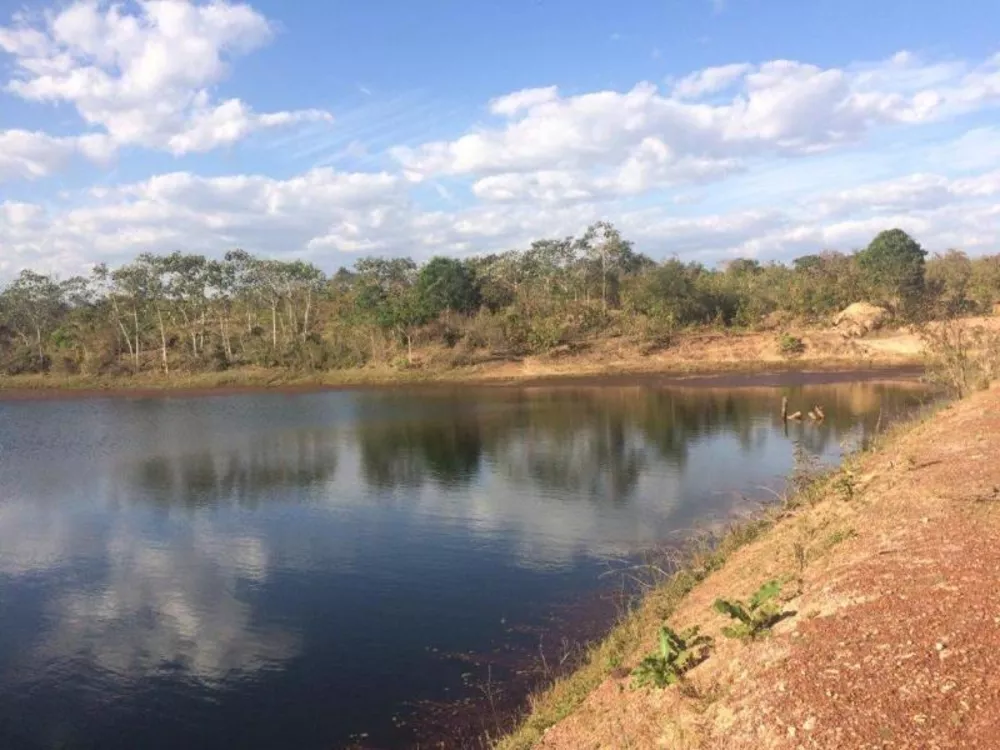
top-left (0, 377), bottom-right (927, 749)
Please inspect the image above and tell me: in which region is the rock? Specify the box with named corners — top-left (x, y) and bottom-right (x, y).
top-left (832, 302), bottom-right (891, 338)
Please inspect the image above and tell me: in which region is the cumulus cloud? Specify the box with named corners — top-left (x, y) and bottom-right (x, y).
top-left (2, 162), bottom-right (999, 278)
top-left (0, 128), bottom-right (113, 180)
top-left (488, 86), bottom-right (560, 116)
top-left (1, 27), bottom-right (999, 271)
top-left (392, 51), bottom-right (1000, 203)
top-left (0, 0), bottom-right (331, 162)
top-left (814, 170), bottom-right (1000, 217)
top-left (671, 63), bottom-right (752, 98)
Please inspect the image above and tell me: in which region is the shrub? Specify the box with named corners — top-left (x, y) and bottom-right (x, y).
top-left (631, 625), bottom-right (713, 689)
top-left (920, 320), bottom-right (1000, 397)
top-left (777, 333), bottom-right (806, 356)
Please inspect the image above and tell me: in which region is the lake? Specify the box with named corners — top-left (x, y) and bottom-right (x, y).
top-left (0, 374), bottom-right (928, 749)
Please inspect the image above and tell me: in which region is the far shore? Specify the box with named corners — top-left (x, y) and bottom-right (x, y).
top-left (0, 356), bottom-right (926, 401)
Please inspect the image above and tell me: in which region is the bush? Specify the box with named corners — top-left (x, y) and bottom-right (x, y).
top-left (777, 333), bottom-right (805, 355)
top-left (920, 320), bottom-right (1000, 397)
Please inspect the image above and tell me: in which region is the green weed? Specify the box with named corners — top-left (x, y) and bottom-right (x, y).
top-left (713, 580), bottom-right (791, 641)
top-left (631, 625), bottom-right (713, 689)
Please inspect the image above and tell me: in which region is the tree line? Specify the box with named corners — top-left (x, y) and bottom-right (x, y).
top-left (1, 225), bottom-right (999, 377)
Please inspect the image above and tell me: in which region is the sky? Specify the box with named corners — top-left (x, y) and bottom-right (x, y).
top-left (1, 0), bottom-right (999, 279)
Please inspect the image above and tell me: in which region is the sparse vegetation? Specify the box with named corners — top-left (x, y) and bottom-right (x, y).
top-left (920, 319), bottom-right (1000, 397)
top-left (2, 226), bottom-right (998, 383)
top-left (630, 626), bottom-right (713, 689)
top-left (712, 580), bottom-right (790, 641)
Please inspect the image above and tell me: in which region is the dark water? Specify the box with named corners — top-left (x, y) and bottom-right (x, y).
top-left (0, 377), bottom-right (928, 749)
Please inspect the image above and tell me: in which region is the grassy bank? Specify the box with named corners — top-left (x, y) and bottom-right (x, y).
top-left (494, 389), bottom-right (966, 750)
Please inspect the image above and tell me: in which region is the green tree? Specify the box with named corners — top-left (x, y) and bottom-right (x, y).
top-left (416, 256), bottom-right (480, 317)
top-left (856, 229), bottom-right (927, 315)
top-left (355, 257), bottom-right (428, 362)
top-left (0, 270), bottom-right (65, 368)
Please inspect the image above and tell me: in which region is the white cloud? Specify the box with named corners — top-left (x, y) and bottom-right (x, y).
top-left (2, 33), bottom-right (1000, 273)
top-left (392, 51), bottom-right (1000, 204)
top-left (671, 63), bottom-right (752, 98)
top-left (0, 0), bottom-right (331, 159)
top-left (3, 161), bottom-right (999, 279)
top-left (0, 128), bottom-right (112, 180)
top-left (469, 140), bottom-right (740, 204)
top-left (489, 86), bottom-right (560, 116)
top-left (814, 170), bottom-right (1000, 217)
top-left (0, 166), bottom-right (407, 272)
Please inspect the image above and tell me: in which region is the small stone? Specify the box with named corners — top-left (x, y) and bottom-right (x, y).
top-left (803, 717), bottom-right (817, 731)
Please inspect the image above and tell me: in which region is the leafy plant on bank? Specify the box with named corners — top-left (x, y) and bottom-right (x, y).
top-left (631, 625), bottom-right (714, 689)
top-left (777, 332), bottom-right (806, 355)
top-left (713, 580), bottom-right (789, 641)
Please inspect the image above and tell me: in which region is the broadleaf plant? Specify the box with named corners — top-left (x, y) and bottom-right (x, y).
top-left (631, 625), bottom-right (713, 689)
top-left (713, 579), bottom-right (789, 641)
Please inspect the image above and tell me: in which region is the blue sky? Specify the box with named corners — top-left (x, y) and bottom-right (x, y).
top-left (1, 0), bottom-right (999, 277)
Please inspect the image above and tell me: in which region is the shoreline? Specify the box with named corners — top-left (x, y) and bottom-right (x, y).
top-left (494, 386), bottom-right (1000, 749)
top-left (0, 356), bottom-right (924, 401)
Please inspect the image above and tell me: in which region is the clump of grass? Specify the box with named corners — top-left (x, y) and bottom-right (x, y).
top-left (777, 333), bottom-right (806, 356)
top-left (832, 470), bottom-right (858, 500)
top-left (631, 625), bottom-right (713, 689)
top-left (713, 580), bottom-right (791, 641)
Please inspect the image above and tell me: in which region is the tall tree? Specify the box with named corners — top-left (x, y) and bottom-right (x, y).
top-left (856, 228), bottom-right (927, 314)
top-left (1, 270), bottom-right (64, 367)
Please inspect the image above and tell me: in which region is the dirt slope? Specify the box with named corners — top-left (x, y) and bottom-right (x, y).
top-left (531, 386), bottom-right (1000, 749)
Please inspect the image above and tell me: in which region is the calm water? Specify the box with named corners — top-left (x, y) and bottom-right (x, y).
top-left (0, 376), bottom-right (927, 749)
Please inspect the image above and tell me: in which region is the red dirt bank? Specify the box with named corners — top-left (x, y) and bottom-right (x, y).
top-left (526, 386), bottom-right (1000, 749)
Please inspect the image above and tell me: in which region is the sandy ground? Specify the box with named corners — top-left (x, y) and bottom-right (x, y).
top-left (529, 384), bottom-right (1000, 749)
